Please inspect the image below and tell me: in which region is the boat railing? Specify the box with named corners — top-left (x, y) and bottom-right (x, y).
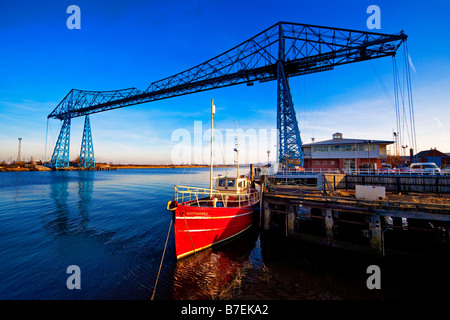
top-left (174, 185), bottom-right (260, 208)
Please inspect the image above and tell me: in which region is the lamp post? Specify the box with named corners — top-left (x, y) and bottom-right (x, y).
top-left (364, 140), bottom-right (373, 172)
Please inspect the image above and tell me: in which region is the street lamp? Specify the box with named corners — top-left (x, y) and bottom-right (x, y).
top-left (364, 140), bottom-right (373, 172)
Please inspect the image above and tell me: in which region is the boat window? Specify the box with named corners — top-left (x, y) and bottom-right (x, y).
top-left (227, 179), bottom-right (235, 187)
top-left (218, 179), bottom-right (226, 187)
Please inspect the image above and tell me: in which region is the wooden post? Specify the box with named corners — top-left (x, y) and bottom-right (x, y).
top-left (259, 174), bottom-right (266, 228)
top-left (259, 188), bottom-right (263, 228)
top-left (263, 200), bottom-right (271, 230)
top-left (325, 209), bottom-right (333, 245)
top-left (369, 214), bottom-right (384, 256)
top-left (286, 205), bottom-right (296, 238)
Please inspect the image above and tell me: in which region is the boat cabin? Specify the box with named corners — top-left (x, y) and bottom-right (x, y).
top-left (215, 176), bottom-right (250, 194)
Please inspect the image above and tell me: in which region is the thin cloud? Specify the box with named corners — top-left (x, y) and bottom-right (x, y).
top-left (408, 54), bottom-right (416, 74)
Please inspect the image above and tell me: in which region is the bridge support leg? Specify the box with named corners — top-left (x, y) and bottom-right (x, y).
top-left (276, 62), bottom-right (303, 168)
top-left (79, 115), bottom-right (95, 169)
top-left (49, 115), bottom-right (71, 169)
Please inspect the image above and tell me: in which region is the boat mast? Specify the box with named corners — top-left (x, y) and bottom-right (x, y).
top-left (210, 99), bottom-right (215, 197)
top-left (235, 121), bottom-right (239, 178)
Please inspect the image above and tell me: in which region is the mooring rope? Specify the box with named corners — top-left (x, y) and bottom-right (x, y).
top-left (151, 218), bottom-right (173, 300)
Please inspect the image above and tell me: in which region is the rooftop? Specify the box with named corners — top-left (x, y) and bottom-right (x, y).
top-left (303, 133), bottom-right (393, 147)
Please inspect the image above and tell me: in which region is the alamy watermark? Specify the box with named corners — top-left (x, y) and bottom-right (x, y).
top-left (366, 5), bottom-right (381, 30)
top-left (170, 121), bottom-right (277, 165)
top-left (67, 5), bottom-right (81, 30)
top-left (366, 265), bottom-right (381, 289)
top-left (66, 265), bottom-right (81, 290)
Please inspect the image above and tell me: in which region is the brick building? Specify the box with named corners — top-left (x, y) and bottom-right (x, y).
top-left (415, 148), bottom-right (450, 167)
top-left (302, 132), bottom-right (394, 173)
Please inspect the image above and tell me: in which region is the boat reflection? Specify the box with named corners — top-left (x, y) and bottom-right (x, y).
top-left (171, 226), bottom-right (259, 300)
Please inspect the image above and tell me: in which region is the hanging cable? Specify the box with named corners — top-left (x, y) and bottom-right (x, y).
top-left (44, 118), bottom-right (49, 164)
top-left (392, 56), bottom-right (403, 155)
top-left (404, 40), bottom-right (417, 157)
top-left (370, 60), bottom-right (395, 110)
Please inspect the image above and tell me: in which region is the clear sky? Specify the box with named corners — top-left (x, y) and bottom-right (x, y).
top-left (1, 0), bottom-right (449, 164)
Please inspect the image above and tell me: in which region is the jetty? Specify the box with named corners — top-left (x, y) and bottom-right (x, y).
top-left (255, 170), bottom-right (450, 257)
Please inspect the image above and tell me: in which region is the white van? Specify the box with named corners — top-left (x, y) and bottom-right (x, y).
top-left (409, 162), bottom-right (441, 175)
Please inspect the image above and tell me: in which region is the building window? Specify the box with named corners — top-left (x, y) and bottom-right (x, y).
top-left (315, 161), bottom-right (320, 165)
top-left (313, 146), bottom-right (329, 152)
top-left (323, 161), bottom-right (327, 165)
top-left (330, 161), bottom-right (335, 165)
top-left (341, 145), bottom-right (353, 151)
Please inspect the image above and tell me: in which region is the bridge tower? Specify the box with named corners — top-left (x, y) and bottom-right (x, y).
top-left (49, 114), bottom-right (71, 169)
top-left (277, 24), bottom-right (304, 168)
top-left (79, 115), bottom-right (95, 169)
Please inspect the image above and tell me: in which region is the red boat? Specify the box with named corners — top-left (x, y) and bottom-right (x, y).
top-left (168, 177), bottom-right (260, 259)
top-left (167, 99), bottom-right (260, 260)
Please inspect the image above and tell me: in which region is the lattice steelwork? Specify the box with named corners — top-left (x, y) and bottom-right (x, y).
top-left (47, 22), bottom-right (407, 168)
top-left (79, 115), bottom-right (95, 169)
top-left (49, 114), bottom-right (71, 169)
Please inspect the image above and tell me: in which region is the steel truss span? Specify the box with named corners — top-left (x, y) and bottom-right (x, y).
top-left (47, 21), bottom-right (407, 168)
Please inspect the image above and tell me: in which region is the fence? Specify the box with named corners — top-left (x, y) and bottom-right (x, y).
top-left (323, 174), bottom-right (450, 194)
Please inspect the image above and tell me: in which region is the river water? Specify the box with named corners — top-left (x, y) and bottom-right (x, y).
top-left (0, 168), bottom-right (448, 300)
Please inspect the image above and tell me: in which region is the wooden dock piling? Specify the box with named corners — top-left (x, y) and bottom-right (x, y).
top-left (369, 213), bottom-right (384, 256)
top-left (324, 209), bottom-right (333, 246)
top-left (260, 174), bottom-right (450, 256)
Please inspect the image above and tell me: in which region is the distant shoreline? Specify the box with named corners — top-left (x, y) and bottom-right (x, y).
top-left (0, 164), bottom-right (244, 172)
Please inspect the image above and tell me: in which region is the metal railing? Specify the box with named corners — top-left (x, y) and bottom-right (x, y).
top-left (174, 185), bottom-right (260, 208)
top-left (269, 168), bottom-right (447, 176)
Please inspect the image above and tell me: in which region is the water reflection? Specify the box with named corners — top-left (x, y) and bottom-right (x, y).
top-left (77, 172), bottom-right (94, 231)
top-left (48, 173), bottom-right (70, 235)
top-left (172, 226), bottom-right (259, 300)
top-left (171, 227), bottom-right (387, 300)
top-left (46, 172), bottom-right (94, 235)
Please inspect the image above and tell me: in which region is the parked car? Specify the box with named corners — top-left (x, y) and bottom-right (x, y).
top-left (442, 165), bottom-right (450, 175)
top-left (377, 166), bottom-right (397, 174)
top-left (408, 162), bottom-right (441, 175)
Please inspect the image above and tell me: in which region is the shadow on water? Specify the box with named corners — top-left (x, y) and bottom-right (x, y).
top-left (169, 220), bottom-right (450, 300)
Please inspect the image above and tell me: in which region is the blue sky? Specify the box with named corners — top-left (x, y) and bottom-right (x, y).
top-left (1, 0), bottom-right (449, 164)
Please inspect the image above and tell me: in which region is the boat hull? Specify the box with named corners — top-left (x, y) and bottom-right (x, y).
top-left (173, 202), bottom-right (257, 259)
